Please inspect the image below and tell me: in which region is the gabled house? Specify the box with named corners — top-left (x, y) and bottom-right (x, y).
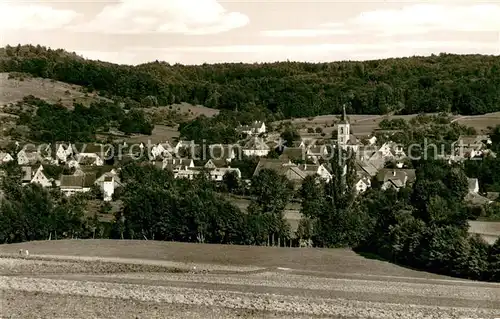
top-left (243, 137), bottom-right (270, 157)
top-left (95, 169), bottom-right (122, 202)
top-left (54, 143), bottom-right (73, 163)
top-left (204, 159), bottom-right (227, 169)
top-left (174, 140), bottom-right (196, 155)
top-left (298, 163), bottom-right (332, 182)
top-left (30, 165), bottom-right (52, 188)
top-left (0, 152), bottom-right (13, 164)
top-left (253, 158), bottom-right (306, 188)
top-left (162, 158), bottom-right (194, 171)
top-left (150, 142), bottom-right (175, 160)
top-left (454, 135), bottom-right (490, 159)
top-left (17, 145), bottom-right (39, 166)
top-left (238, 121), bottom-right (266, 135)
top-left (59, 173), bottom-right (96, 197)
top-left (305, 145), bottom-right (329, 163)
top-left (355, 175), bottom-right (371, 194)
top-left (376, 169), bottom-right (416, 191)
top-left (73, 143), bottom-right (111, 166)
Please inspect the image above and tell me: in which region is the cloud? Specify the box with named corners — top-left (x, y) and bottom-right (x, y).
top-left (353, 4), bottom-right (500, 36)
top-left (262, 28), bottom-right (349, 37)
top-left (262, 3), bottom-right (500, 38)
top-left (69, 0), bottom-right (249, 35)
top-left (0, 3), bottom-right (80, 31)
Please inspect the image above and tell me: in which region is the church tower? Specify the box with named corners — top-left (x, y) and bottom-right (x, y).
top-left (337, 104), bottom-right (350, 147)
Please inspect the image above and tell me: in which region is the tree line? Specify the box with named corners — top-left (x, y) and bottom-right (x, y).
top-left (1, 145), bottom-right (499, 282)
top-left (2, 45), bottom-right (500, 118)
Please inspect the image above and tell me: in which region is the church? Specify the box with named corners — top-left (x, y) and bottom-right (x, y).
top-left (336, 104), bottom-right (360, 151)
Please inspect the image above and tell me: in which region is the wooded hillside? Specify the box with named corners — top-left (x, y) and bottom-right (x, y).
top-left (2, 44), bottom-right (500, 118)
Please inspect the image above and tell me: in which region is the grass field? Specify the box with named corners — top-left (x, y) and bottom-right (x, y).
top-left (1, 240), bottom-right (499, 318)
top-left (0, 72), bottom-right (109, 108)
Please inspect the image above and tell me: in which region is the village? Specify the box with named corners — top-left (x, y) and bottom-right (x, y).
top-left (1, 107), bottom-right (497, 216)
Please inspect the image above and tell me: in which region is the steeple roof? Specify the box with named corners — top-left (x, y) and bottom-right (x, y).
top-left (340, 104), bottom-right (348, 124)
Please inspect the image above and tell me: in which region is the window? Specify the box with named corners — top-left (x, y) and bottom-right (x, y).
top-left (340, 127), bottom-right (344, 134)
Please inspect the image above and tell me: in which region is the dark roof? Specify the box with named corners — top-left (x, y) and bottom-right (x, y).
top-left (282, 147), bottom-right (305, 161)
top-left (376, 169), bottom-right (416, 186)
top-left (60, 173), bottom-right (96, 188)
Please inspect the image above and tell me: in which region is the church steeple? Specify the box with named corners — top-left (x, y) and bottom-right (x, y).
top-left (340, 104), bottom-right (347, 123)
top-left (337, 104), bottom-right (350, 147)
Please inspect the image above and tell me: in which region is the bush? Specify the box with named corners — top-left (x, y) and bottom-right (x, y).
top-left (307, 127), bottom-right (314, 133)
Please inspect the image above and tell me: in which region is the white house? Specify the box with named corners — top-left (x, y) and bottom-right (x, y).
top-left (355, 176), bottom-right (371, 194)
top-left (238, 121), bottom-right (266, 135)
top-left (17, 146), bottom-right (39, 165)
top-left (150, 142), bottom-right (175, 160)
top-left (0, 152), bottom-right (13, 164)
top-left (74, 153), bottom-right (104, 166)
top-left (162, 158), bottom-right (195, 171)
top-left (95, 170), bottom-right (122, 202)
top-left (55, 143), bottom-right (73, 163)
top-left (243, 137), bottom-right (270, 157)
top-left (30, 165), bottom-right (52, 188)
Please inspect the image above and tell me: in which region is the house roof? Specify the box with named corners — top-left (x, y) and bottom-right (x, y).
top-left (376, 169), bottom-right (416, 186)
top-left (253, 158), bottom-right (306, 180)
top-left (465, 192), bottom-right (492, 206)
top-left (60, 173), bottom-right (96, 188)
top-left (282, 147), bottom-right (305, 161)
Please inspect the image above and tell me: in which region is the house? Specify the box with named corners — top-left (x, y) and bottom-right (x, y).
top-left (305, 145), bottom-right (330, 163)
top-left (298, 164), bottom-right (332, 182)
top-left (243, 137), bottom-right (270, 157)
top-left (238, 121), bottom-right (266, 135)
top-left (454, 135), bottom-right (489, 158)
top-left (17, 145), bottom-right (39, 165)
top-left (376, 169), bottom-right (416, 191)
top-left (54, 143), bottom-right (73, 163)
top-left (150, 142), bottom-right (175, 160)
top-left (355, 161), bottom-right (379, 178)
top-left (355, 175), bottom-right (371, 194)
top-left (59, 173), bottom-right (96, 197)
top-left (29, 165), bottom-right (52, 188)
top-left (174, 140), bottom-right (196, 155)
top-left (162, 158), bottom-right (195, 171)
top-left (253, 158), bottom-right (306, 187)
top-left (464, 178), bottom-right (493, 206)
top-left (95, 169), bottom-right (122, 202)
top-left (72, 143), bottom-right (110, 166)
top-left (0, 152), bottom-right (13, 164)
top-left (204, 159), bottom-right (227, 169)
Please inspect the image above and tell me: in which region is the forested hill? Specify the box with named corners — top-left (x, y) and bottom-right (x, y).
top-left (2, 44), bottom-right (500, 118)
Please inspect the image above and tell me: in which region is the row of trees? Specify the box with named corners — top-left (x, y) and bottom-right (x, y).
top-left (3, 45), bottom-right (500, 118)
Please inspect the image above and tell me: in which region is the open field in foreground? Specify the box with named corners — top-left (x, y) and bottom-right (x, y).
top-left (0, 240), bottom-right (499, 319)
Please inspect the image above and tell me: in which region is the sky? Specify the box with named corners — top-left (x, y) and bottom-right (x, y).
top-left (0, 0), bottom-right (499, 65)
